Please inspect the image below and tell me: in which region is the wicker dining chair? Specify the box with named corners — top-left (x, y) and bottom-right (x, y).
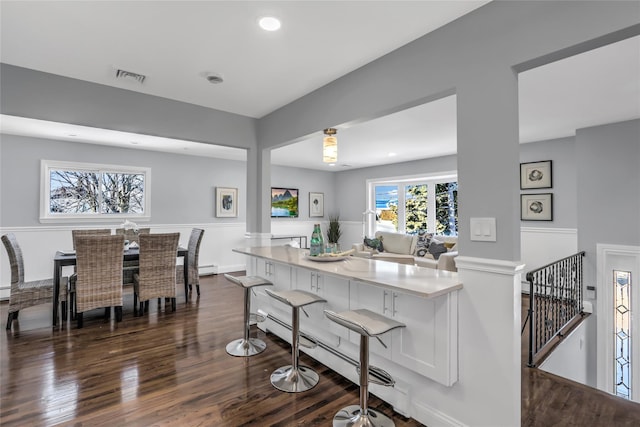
top-left (74, 234), bottom-right (125, 328)
top-left (63, 229), bottom-right (112, 321)
top-left (133, 233), bottom-right (180, 316)
top-left (176, 228), bottom-right (204, 297)
top-left (2, 233), bottom-right (55, 330)
top-left (115, 227), bottom-right (150, 285)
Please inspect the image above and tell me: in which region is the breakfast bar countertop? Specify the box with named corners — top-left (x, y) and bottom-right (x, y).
top-left (233, 246), bottom-right (462, 299)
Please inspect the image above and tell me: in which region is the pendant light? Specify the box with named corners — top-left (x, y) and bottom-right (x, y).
top-left (323, 128), bottom-right (337, 163)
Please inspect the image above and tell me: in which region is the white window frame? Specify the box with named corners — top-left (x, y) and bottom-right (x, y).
top-left (366, 171), bottom-right (457, 237)
top-left (40, 159), bottom-right (151, 223)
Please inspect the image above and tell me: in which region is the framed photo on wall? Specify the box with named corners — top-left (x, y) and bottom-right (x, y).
top-left (521, 193), bottom-right (553, 221)
top-left (520, 160), bottom-right (552, 189)
top-left (216, 187), bottom-right (238, 217)
top-left (309, 192), bottom-right (324, 217)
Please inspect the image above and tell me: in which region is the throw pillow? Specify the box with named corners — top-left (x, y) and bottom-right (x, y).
top-left (428, 241), bottom-right (448, 259)
top-left (414, 229), bottom-right (433, 257)
top-left (364, 236), bottom-right (384, 253)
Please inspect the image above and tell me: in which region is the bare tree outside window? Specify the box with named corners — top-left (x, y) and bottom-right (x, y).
top-left (49, 170), bottom-right (145, 215)
top-left (101, 173), bottom-right (145, 214)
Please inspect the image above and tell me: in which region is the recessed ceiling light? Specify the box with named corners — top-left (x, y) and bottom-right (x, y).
top-left (259, 16), bottom-right (281, 31)
top-left (204, 72), bottom-right (224, 84)
top-left (388, 152), bottom-right (397, 157)
top-left (328, 163), bottom-right (336, 167)
top-left (130, 141), bottom-right (139, 145)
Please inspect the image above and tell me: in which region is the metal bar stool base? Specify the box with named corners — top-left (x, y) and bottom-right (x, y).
top-left (333, 405), bottom-right (396, 427)
top-left (270, 365), bottom-right (319, 393)
top-left (226, 338), bottom-right (267, 357)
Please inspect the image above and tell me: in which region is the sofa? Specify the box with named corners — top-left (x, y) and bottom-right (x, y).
top-left (352, 230), bottom-right (458, 272)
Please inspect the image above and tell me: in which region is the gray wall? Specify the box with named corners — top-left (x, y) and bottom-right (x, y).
top-left (577, 119), bottom-right (640, 285)
top-left (0, 64), bottom-right (257, 150)
top-left (271, 165), bottom-right (336, 220)
top-left (257, 1), bottom-right (640, 261)
top-left (520, 137), bottom-right (578, 228)
top-left (0, 134), bottom-right (246, 226)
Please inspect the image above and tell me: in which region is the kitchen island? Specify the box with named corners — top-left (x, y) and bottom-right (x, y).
top-left (233, 246), bottom-right (462, 422)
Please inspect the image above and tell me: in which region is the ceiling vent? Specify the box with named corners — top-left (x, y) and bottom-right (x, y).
top-left (115, 69), bottom-right (146, 84)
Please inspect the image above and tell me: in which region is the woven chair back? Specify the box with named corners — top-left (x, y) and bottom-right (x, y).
top-left (75, 234), bottom-right (125, 313)
top-left (137, 233), bottom-right (180, 301)
top-left (2, 233), bottom-right (24, 286)
top-left (72, 229), bottom-right (111, 249)
top-left (187, 228), bottom-right (204, 283)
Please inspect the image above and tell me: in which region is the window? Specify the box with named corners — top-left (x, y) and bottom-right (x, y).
top-left (614, 270), bottom-right (632, 400)
top-left (40, 160), bottom-right (151, 223)
top-left (367, 172), bottom-right (457, 236)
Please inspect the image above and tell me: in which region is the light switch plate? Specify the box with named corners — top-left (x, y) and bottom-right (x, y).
top-left (470, 217), bottom-right (496, 242)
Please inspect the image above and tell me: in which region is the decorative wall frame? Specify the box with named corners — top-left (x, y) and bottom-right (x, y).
top-left (521, 193), bottom-right (553, 221)
top-left (216, 187), bottom-right (238, 217)
top-left (520, 160), bottom-right (552, 189)
top-left (309, 192), bottom-right (324, 217)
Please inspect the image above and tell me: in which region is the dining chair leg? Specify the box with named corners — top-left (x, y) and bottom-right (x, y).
top-left (6, 313), bottom-right (12, 330)
top-left (115, 306), bottom-right (123, 322)
top-left (133, 293), bottom-right (138, 316)
top-left (196, 284), bottom-right (200, 296)
top-left (104, 307), bottom-right (110, 319)
top-left (144, 301), bottom-right (149, 313)
top-left (77, 313), bottom-right (84, 329)
top-left (171, 298), bottom-right (176, 312)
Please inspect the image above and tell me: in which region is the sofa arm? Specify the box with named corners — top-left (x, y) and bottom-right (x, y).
top-left (437, 251), bottom-right (458, 272)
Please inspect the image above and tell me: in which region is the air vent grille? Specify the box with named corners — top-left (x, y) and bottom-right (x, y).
top-left (115, 69), bottom-right (146, 84)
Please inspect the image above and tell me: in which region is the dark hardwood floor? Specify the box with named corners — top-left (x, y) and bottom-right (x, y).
top-left (1, 275), bottom-right (639, 426)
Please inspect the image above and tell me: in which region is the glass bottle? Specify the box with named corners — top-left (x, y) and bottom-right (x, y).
top-left (310, 224), bottom-right (323, 256)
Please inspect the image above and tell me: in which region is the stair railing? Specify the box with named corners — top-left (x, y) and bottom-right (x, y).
top-left (523, 251), bottom-right (586, 367)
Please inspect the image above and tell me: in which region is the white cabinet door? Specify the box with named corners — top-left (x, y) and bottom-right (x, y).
top-left (292, 269), bottom-right (350, 343)
top-left (256, 260), bottom-right (292, 321)
top-left (349, 280), bottom-right (393, 359)
top-left (390, 291), bottom-right (458, 386)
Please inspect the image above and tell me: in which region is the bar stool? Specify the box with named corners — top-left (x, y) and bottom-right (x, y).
top-left (265, 288), bottom-right (326, 392)
top-left (324, 309), bottom-right (406, 427)
top-left (224, 274), bottom-right (273, 357)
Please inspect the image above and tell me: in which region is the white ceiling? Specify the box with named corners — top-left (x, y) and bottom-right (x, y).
top-left (1, 1), bottom-right (638, 171)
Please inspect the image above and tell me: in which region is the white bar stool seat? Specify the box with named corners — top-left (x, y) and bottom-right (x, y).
top-left (265, 288), bottom-right (327, 393)
top-left (224, 274), bottom-right (273, 357)
top-left (325, 309), bottom-right (406, 427)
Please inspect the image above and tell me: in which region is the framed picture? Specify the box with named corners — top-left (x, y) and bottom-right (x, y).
top-left (216, 187), bottom-right (238, 217)
top-left (271, 187), bottom-right (299, 218)
top-left (521, 193), bottom-right (553, 221)
top-left (309, 192), bottom-right (324, 217)
top-left (520, 160), bottom-right (552, 189)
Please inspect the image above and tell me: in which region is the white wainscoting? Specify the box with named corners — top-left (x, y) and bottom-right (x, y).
top-left (0, 223), bottom-right (250, 300)
top-left (0, 224), bottom-right (579, 300)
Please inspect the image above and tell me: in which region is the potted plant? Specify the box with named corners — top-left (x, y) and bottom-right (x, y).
top-left (327, 214), bottom-right (342, 247)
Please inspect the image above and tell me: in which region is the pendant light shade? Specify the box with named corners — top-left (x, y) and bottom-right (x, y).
top-left (323, 128), bottom-right (337, 163)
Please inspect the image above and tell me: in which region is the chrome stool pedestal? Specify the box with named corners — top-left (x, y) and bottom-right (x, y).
top-left (325, 309), bottom-right (406, 427)
top-left (265, 288), bottom-right (326, 393)
top-left (224, 274), bottom-right (272, 357)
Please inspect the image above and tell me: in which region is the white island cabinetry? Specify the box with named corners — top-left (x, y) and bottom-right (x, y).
top-left (237, 246), bottom-right (462, 423)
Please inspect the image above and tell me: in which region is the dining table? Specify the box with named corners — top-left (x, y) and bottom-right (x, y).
top-left (52, 246), bottom-right (189, 326)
